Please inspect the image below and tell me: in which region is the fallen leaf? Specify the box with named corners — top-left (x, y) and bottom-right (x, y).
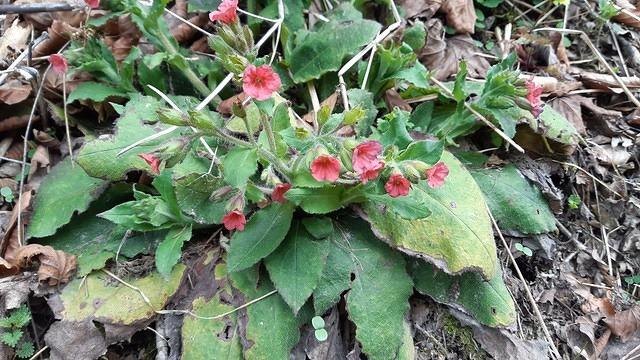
top-left (13, 244), bottom-right (77, 286)
top-left (44, 320), bottom-right (107, 360)
top-left (28, 145), bottom-right (50, 181)
top-left (0, 20), bottom-right (31, 65)
top-left (419, 19), bottom-right (490, 81)
top-left (613, 0), bottom-right (640, 28)
top-left (604, 306), bottom-right (640, 341)
top-left (1, 191), bottom-right (32, 262)
top-left (0, 258), bottom-right (19, 277)
top-left (549, 95), bottom-right (588, 135)
top-left (440, 0), bottom-right (476, 34)
top-left (398, 0), bottom-right (442, 18)
top-left (383, 88), bottom-right (411, 112)
top-left (580, 71), bottom-right (640, 91)
top-left (32, 20), bottom-right (77, 58)
top-left (302, 92), bottom-right (338, 125)
top-left (217, 92), bottom-right (248, 115)
top-left (0, 115), bottom-right (32, 133)
top-left (0, 80), bottom-right (32, 105)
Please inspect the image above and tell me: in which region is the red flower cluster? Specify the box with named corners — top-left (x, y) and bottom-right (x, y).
top-left (209, 0), bottom-right (238, 24)
top-left (223, 210), bottom-right (246, 231)
top-left (525, 79), bottom-right (544, 117)
top-left (84, 0), bottom-right (100, 9)
top-left (271, 183), bottom-right (291, 204)
top-left (352, 141), bottom-right (384, 184)
top-left (385, 174), bottom-right (411, 197)
top-left (243, 65), bottom-right (281, 101)
top-left (49, 54), bottom-right (68, 75)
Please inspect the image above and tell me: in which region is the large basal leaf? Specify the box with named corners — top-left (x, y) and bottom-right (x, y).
top-left (28, 158), bottom-right (109, 238)
top-left (341, 219), bottom-right (413, 360)
top-left (362, 151), bottom-right (497, 280)
top-left (227, 203), bottom-right (295, 272)
top-left (230, 267), bottom-right (301, 360)
top-left (57, 265), bottom-right (184, 324)
top-left (312, 234), bottom-right (353, 315)
top-left (410, 259), bottom-right (516, 327)
top-left (288, 3), bottom-right (381, 83)
top-left (470, 164), bottom-right (557, 235)
top-left (529, 106), bottom-right (579, 144)
top-left (265, 221), bottom-right (330, 314)
top-left (182, 294), bottom-right (242, 360)
top-left (285, 186), bottom-right (347, 214)
top-left (77, 95), bottom-right (184, 180)
top-left (222, 148), bottom-right (258, 187)
top-left (67, 81), bottom-right (127, 103)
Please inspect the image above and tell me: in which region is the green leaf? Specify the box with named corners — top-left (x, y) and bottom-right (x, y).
top-left (411, 259), bottom-right (516, 327)
top-left (288, 3), bottom-right (381, 83)
top-left (15, 340), bottom-right (34, 359)
top-left (285, 187), bottom-right (349, 214)
top-left (265, 222), bottom-right (330, 314)
top-left (315, 329), bottom-right (328, 341)
top-left (152, 170), bottom-right (184, 220)
top-left (182, 294), bottom-right (243, 359)
top-left (77, 95), bottom-right (186, 180)
top-left (375, 109), bottom-right (413, 149)
top-left (98, 197), bottom-right (176, 231)
top-left (470, 164), bottom-right (557, 235)
top-left (313, 233), bottom-right (353, 315)
top-left (1, 187), bottom-right (14, 202)
top-left (1, 330), bottom-right (22, 347)
top-left (362, 151), bottom-right (497, 280)
top-left (28, 158), bottom-right (109, 238)
top-left (58, 265), bottom-right (184, 324)
top-left (155, 225), bottom-right (192, 278)
top-left (530, 106), bottom-right (579, 144)
top-left (174, 174), bottom-right (227, 224)
top-left (36, 185), bottom-right (137, 276)
top-left (514, 243), bottom-right (533, 257)
top-left (350, 89), bottom-right (378, 137)
top-left (230, 267), bottom-right (301, 359)
top-left (222, 148), bottom-right (258, 187)
top-left (365, 194), bottom-right (431, 220)
top-left (227, 203), bottom-right (295, 272)
top-left (7, 305), bottom-right (31, 327)
top-left (397, 139), bottom-right (444, 165)
top-left (402, 21), bottom-right (426, 51)
top-left (342, 219), bottom-right (413, 360)
top-left (67, 82), bottom-right (127, 103)
top-left (394, 62), bottom-right (429, 89)
top-left (301, 216), bottom-right (334, 239)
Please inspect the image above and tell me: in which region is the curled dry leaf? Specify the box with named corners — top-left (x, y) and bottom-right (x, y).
top-left (439, 0), bottom-right (476, 34)
top-left (13, 244), bottom-right (77, 286)
top-left (613, 0), bottom-right (640, 28)
top-left (384, 88), bottom-right (411, 112)
top-left (0, 80), bottom-right (32, 105)
top-left (604, 305), bottom-right (640, 341)
top-left (217, 92), bottom-right (249, 115)
top-left (580, 72), bottom-right (640, 91)
top-left (0, 115), bottom-right (32, 133)
top-left (33, 20), bottom-right (78, 58)
top-left (0, 20), bottom-right (31, 65)
top-left (302, 92), bottom-right (338, 125)
top-left (1, 191), bottom-right (32, 263)
top-left (398, 0), bottom-right (442, 18)
top-left (170, 14), bottom-right (209, 44)
top-left (419, 19), bottom-right (490, 81)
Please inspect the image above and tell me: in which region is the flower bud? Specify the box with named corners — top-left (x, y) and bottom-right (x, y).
top-left (187, 110), bottom-right (217, 132)
top-left (338, 146), bottom-right (354, 172)
top-left (157, 108), bottom-right (188, 126)
top-left (401, 162), bottom-right (422, 182)
top-left (225, 191), bottom-right (246, 212)
top-left (210, 185), bottom-right (233, 201)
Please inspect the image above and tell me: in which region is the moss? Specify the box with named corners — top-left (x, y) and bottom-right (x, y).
top-left (442, 313), bottom-right (488, 359)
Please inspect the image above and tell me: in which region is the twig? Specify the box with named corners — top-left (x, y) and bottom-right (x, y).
top-left (102, 269), bottom-right (153, 309)
top-left (361, 34), bottom-right (379, 90)
top-left (430, 77), bottom-right (525, 153)
top-left (534, 28), bottom-right (640, 107)
top-left (156, 290), bottom-right (278, 320)
top-left (28, 345), bottom-right (48, 360)
top-left (488, 209), bottom-right (562, 360)
top-left (164, 8), bottom-right (214, 37)
top-left (0, 32), bottom-right (48, 86)
top-left (550, 159), bottom-right (623, 197)
top-left (0, 3), bottom-right (78, 15)
top-left (62, 73), bottom-right (74, 166)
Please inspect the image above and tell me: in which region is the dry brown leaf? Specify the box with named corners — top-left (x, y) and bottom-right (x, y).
top-left (302, 92), bottom-right (339, 125)
top-left (384, 88), bottom-right (412, 112)
top-left (33, 20), bottom-right (78, 58)
top-left (398, 0), bottom-right (442, 18)
top-left (13, 244), bottom-right (76, 286)
top-left (519, 75), bottom-right (581, 95)
top-left (0, 257), bottom-right (19, 277)
top-left (613, 0), bottom-right (640, 28)
top-left (0, 80), bottom-right (32, 105)
top-left (419, 19), bottom-right (489, 81)
top-left (604, 306), bottom-right (640, 341)
top-left (1, 191), bottom-right (32, 263)
top-left (0, 20), bottom-right (31, 65)
top-left (440, 0), bottom-right (476, 34)
top-left (0, 115), bottom-right (32, 133)
top-left (28, 145), bottom-right (50, 181)
top-left (548, 95), bottom-right (588, 135)
top-left (17, 0), bottom-right (87, 31)
top-left (217, 92), bottom-right (249, 115)
top-left (171, 14), bottom-right (209, 44)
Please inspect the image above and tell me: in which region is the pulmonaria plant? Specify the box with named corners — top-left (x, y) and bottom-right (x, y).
top-left (48, 54), bottom-right (68, 74)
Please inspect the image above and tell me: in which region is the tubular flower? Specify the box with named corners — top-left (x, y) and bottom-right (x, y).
top-left (352, 141), bottom-right (382, 173)
top-left (242, 64), bottom-right (281, 101)
top-left (426, 162), bottom-right (449, 188)
top-left (222, 210), bottom-right (246, 231)
top-left (525, 79), bottom-right (544, 117)
top-left (359, 161), bottom-right (384, 184)
top-left (209, 0), bottom-right (238, 24)
top-left (49, 54), bottom-right (68, 74)
top-left (310, 155), bottom-right (341, 183)
top-left (385, 173), bottom-right (411, 198)
top-left (84, 0), bottom-right (100, 9)
top-left (271, 183), bottom-right (292, 204)
top-left (139, 153), bottom-right (161, 174)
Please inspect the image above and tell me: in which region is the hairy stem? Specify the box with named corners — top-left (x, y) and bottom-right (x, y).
top-left (157, 30), bottom-right (211, 98)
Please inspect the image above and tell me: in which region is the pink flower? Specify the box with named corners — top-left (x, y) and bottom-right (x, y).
top-left (49, 54), bottom-right (68, 75)
top-left (385, 174), bottom-right (411, 198)
top-left (242, 64), bottom-right (281, 101)
top-left (209, 0), bottom-right (238, 24)
top-left (139, 153), bottom-right (161, 174)
top-left (352, 141), bottom-right (382, 174)
top-left (271, 183), bottom-right (291, 204)
top-left (359, 161), bottom-right (384, 184)
top-left (426, 162), bottom-right (449, 188)
top-left (84, 0), bottom-right (100, 9)
top-left (525, 79), bottom-right (544, 117)
top-left (311, 155), bottom-right (341, 182)
top-left (223, 210), bottom-right (246, 231)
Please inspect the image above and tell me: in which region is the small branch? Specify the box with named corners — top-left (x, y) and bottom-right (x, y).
top-left (156, 290), bottom-right (278, 320)
top-left (430, 77), bottom-right (525, 153)
top-left (0, 3), bottom-right (79, 15)
top-left (0, 32), bottom-right (48, 86)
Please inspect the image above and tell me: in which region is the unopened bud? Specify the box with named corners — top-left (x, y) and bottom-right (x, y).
top-left (401, 162), bottom-right (422, 182)
top-left (158, 108), bottom-right (188, 126)
top-left (210, 185), bottom-right (233, 201)
top-left (225, 191), bottom-right (246, 212)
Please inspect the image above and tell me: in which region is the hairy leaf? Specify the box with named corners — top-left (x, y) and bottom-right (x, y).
top-left (222, 148), bottom-right (258, 187)
top-left (155, 225), bottom-right (192, 278)
top-left (67, 82), bottom-right (127, 103)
